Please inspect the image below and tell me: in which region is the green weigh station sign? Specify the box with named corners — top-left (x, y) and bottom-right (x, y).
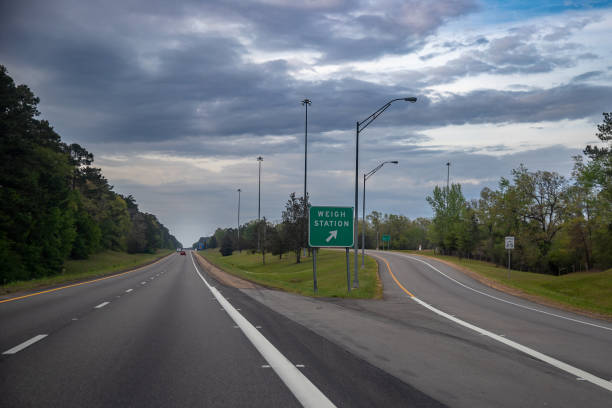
top-left (309, 206), bottom-right (354, 247)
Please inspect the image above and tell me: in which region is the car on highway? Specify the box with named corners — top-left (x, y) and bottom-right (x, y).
top-left (180, 251), bottom-right (186, 255)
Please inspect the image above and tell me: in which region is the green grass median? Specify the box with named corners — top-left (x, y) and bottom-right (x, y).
top-left (398, 250), bottom-right (612, 317)
top-left (1, 249), bottom-right (173, 295)
top-left (201, 249), bottom-right (381, 299)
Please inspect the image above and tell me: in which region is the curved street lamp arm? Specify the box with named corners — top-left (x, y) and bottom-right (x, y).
top-left (358, 98), bottom-right (416, 132)
top-left (365, 160), bottom-right (398, 180)
top-left (365, 162), bottom-right (387, 180)
top-left (358, 100), bottom-right (395, 132)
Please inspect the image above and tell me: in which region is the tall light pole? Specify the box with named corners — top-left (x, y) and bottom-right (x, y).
top-left (301, 99), bottom-right (311, 257)
top-left (446, 161), bottom-right (450, 192)
top-left (362, 160), bottom-right (398, 267)
top-left (353, 97), bottom-right (417, 288)
top-left (237, 188), bottom-right (241, 253)
top-left (257, 156), bottom-right (263, 252)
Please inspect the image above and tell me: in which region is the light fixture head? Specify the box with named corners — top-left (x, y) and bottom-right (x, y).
top-left (404, 97), bottom-right (417, 103)
top-left (257, 156), bottom-right (263, 161)
top-left (390, 161), bottom-right (399, 164)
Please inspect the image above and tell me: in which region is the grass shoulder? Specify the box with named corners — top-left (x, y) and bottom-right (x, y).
top-left (200, 248), bottom-right (382, 299)
top-left (397, 250), bottom-right (612, 317)
top-left (1, 249), bottom-right (173, 296)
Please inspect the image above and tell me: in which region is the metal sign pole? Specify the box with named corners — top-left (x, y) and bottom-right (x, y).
top-left (508, 249), bottom-right (511, 279)
top-left (313, 248), bottom-right (318, 294)
top-left (346, 247), bottom-right (351, 292)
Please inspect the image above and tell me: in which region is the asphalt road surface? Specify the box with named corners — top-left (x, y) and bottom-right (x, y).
top-left (0, 252), bottom-right (442, 407)
top-left (244, 250), bottom-right (612, 407)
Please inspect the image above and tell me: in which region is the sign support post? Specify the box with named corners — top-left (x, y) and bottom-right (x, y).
top-left (346, 247), bottom-right (350, 293)
top-left (508, 250), bottom-right (511, 279)
top-left (505, 236), bottom-right (514, 280)
top-left (312, 248), bottom-right (318, 294)
top-left (309, 206), bottom-right (354, 294)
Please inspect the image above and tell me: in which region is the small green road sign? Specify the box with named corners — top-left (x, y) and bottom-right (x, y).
top-left (382, 234), bottom-right (390, 242)
top-left (309, 206), bottom-right (354, 247)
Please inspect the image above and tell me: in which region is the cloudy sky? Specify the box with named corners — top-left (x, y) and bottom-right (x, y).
top-left (2, 0), bottom-right (612, 246)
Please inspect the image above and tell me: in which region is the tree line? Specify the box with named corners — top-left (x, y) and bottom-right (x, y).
top-left (0, 66), bottom-right (181, 284)
top-left (194, 193), bottom-right (310, 264)
top-left (197, 113), bottom-right (610, 276)
top-left (426, 113), bottom-right (611, 274)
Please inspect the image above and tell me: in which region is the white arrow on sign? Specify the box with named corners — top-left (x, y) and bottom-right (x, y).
top-left (325, 230), bottom-right (338, 243)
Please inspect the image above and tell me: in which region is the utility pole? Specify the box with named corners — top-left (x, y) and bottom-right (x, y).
top-left (257, 156), bottom-right (263, 252)
top-left (237, 188), bottom-right (241, 253)
top-left (446, 161), bottom-right (450, 192)
top-left (301, 99), bottom-right (311, 258)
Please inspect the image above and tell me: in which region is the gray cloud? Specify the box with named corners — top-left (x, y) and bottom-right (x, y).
top-left (2, 0), bottom-right (610, 243)
top-left (572, 70), bottom-right (604, 82)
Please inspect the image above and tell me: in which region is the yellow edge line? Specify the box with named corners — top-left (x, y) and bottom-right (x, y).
top-left (371, 253), bottom-right (415, 298)
top-left (0, 253), bottom-right (172, 304)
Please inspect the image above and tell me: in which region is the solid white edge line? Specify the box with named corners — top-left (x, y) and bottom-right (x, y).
top-left (190, 253), bottom-right (336, 408)
top-left (392, 252), bottom-right (612, 332)
top-left (2, 334), bottom-right (48, 355)
top-left (411, 296), bottom-right (612, 392)
top-left (94, 302), bottom-right (109, 309)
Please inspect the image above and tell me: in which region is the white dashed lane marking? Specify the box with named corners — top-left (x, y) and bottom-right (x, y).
top-left (94, 302), bottom-right (109, 309)
top-left (2, 335), bottom-right (48, 355)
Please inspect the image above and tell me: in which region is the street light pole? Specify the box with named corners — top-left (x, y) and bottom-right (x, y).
top-left (302, 99), bottom-right (311, 257)
top-left (362, 160), bottom-right (398, 267)
top-left (237, 188), bottom-right (241, 253)
top-left (353, 97), bottom-right (416, 288)
top-left (257, 156), bottom-right (263, 252)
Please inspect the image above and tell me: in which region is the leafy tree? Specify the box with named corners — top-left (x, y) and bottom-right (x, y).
top-left (220, 234), bottom-right (234, 256)
top-left (426, 183), bottom-right (466, 254)
top-left (281, 193), bottom-right (308, 263)
top-left (268, 223), bottom-right (285, 259)
top-left (0, 66), bottom-right (180, 284)
top-left (209, 235), bottom-right (217, 248)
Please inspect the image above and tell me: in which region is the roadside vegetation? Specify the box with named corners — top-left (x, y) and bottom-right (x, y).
top-left (424, 112), bottom-right (611, 275)
top-left (194, 113), bottom-right (610, 310)
top-left (400, 250), bottom-right (612, 316)
top-left (0, 66), bottom-right (181, 285)
top-left (1, 249), bottom-right (172, 295)
top-left (200, 249), bottom-right (381, 299)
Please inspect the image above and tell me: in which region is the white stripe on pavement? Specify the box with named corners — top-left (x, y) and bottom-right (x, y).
top-left (126, 289), bottom-right (133, 293)
top-left (2, 334), bottom-right (48, 355)
top-left (411, 296), bottom-right (612, 393)
top-left (393, 252), bottom-right (612, 332)
top-left (190, 253), bottom-right (336, 408)
top-left (94, 302), bottom-right (109, 309)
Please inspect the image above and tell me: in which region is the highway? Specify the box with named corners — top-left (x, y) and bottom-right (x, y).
top-left (0, 252), bottom-right (441, 407)
top-left (242, 250), bottom-right (612, 408)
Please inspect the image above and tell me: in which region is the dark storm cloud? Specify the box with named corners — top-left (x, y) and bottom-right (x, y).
top-left (571, 70), bottom-right (604, 82)
top-left (222, 0), bottom-right (479, 62)
top-left (3, 0), bottom-right (606, 150)
top-left (414, 83), bottom-right (612, 127)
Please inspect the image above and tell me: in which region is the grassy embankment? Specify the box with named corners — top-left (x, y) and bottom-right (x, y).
top-left (399, 250), bottom-right (612, 316)
top-left (1, 249), bottom-right (173, 295)
top-left (201, 249), bottom-right (381, 299)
